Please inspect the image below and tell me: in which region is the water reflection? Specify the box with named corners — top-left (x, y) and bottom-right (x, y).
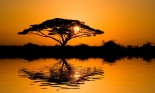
top-left (19, 58), bottom-right (104, 89)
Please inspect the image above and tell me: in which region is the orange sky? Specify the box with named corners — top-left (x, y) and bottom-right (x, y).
top-left (0, 0), bottom-right (155, 46)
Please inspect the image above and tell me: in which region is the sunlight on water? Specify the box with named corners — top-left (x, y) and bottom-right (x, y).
top-left (0, 58), bottom-right (155, 93)
top-left (19, 58), bottom-right (104, 89)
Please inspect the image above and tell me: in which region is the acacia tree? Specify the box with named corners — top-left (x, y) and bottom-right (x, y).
top-left (18, 18), bottom-right (104, 46)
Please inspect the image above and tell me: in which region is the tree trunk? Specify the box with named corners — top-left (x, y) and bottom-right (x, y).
top-left (61, 40), bottom-right (68, 47)
top-left (61, 43), bottom-right (66, 47)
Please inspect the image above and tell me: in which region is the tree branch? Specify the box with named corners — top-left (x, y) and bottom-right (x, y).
top-left (31, 31), bottom-right (63, 45)
top-left (72, 33), bottom-right (92, 38)
top-left (60, 33), bottom-right (65, 43)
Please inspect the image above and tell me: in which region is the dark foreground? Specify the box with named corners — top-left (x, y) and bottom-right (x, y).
top-left (0, 41), bottom-right (155, 62)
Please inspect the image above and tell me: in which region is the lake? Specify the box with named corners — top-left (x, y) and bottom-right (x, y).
top-left (0, 58), bottom-right (155, 93)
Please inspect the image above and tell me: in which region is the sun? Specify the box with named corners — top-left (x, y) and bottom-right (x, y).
top-left (73, 26), bottom-right (80, 33)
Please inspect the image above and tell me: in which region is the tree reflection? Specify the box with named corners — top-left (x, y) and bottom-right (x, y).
top-left (20, 58), bottom-right (104, 89)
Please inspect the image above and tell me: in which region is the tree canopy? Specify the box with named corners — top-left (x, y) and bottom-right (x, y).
top-left (18, 18), bottom-right (104, 46)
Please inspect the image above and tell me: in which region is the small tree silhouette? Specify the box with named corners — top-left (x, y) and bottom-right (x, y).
top-left (18, 18), bottom-right (104, 46)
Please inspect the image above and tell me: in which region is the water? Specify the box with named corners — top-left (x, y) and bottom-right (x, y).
top-left (0, 58), bottom-right (155, 93)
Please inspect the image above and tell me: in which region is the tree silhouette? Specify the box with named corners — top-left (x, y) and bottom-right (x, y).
top-left (20, 58), bottom-right (104, 89)
top-left (18, 18), bottom-right (104, 46)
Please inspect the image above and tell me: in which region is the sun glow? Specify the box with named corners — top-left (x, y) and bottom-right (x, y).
top-left (74, 26), bottom-right (80, 33)
top-left (73, 71), bottom-right (81, 80)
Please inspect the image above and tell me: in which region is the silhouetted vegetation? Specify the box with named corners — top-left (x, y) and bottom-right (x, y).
top-left (18, 18), bottom-right (103, 46)
top-left (0, 41), bottom-right (155, 62)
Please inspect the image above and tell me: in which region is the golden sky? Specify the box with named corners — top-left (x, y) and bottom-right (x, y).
top-left (0, 0), bottom-right (154, 46)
